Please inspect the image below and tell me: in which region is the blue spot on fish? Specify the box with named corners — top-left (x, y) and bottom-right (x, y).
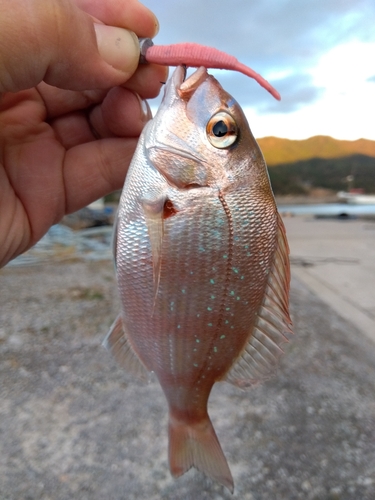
top-left (210, 279), bottom-right (215, 284)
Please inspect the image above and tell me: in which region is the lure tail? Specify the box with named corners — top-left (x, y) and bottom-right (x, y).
top-left (168, 411), bottom-right (234, 493)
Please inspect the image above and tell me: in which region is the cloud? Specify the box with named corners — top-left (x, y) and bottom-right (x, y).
top-left (144, 0), bottom-right (375, 72)
top-left (149, 69), bottom-right (324, 118)
top-left (145, 0), bottom-right (375, 140)
top-left (258, 74), bottom-right (325, 113)
top-left (144, 0), bottom-right (375, 111)
top-left (206, 71), bottom-right (323, 114)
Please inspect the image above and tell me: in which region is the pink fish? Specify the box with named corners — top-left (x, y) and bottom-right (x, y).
top-left (104, 65), bottom-right (292, 492)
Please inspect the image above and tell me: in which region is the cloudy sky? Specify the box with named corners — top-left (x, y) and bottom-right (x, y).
top-left (143, 0), bottom-right (375, 140)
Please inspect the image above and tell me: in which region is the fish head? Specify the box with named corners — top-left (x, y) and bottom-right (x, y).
top-left (144, 66), bottom-right (270, 193)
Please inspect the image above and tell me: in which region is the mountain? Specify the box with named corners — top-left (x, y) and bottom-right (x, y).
top-left (257, 135), bottom-right (375, 166)
top-left (267, 154), bottom-right (375, 195)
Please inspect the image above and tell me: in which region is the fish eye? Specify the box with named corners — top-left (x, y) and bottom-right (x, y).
top-left (206, 111), bottom-right (238, 149)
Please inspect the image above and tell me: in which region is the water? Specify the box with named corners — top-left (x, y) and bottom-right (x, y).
top-left (277, 203), bottom-right (375, 217)
top-left (7, 225), bottom-right (113, 267)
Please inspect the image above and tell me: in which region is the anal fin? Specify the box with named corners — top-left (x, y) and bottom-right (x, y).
top-left (102, 314), bottom-right (149, 382)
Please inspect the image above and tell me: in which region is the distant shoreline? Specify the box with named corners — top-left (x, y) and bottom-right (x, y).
top-left (275, 194), bottom-right (339, 205)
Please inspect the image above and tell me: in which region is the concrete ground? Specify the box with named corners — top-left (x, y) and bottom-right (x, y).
top-left (284, 216), bottom-right (375, 342)
top-left (1, 217), bottom-right (375, 500)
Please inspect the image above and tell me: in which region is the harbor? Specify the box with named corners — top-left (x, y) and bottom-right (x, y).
top-left (1, 215), bottom-right (375, 499)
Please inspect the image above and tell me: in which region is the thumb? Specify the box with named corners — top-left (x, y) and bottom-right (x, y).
top-left (0, 0), bottom-right (140, 92)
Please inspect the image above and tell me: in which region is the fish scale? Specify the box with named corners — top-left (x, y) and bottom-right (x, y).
top-left (156, 197), bottom-right (231, 380)
top-left (104, 65), bottom-right (292, 492)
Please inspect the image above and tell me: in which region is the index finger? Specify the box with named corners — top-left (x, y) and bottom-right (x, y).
top-left (75, 0), bottom-right (159, 38)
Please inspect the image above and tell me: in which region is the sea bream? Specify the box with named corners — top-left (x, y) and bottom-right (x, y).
top-left (104, 65), bottom-right (292, 492)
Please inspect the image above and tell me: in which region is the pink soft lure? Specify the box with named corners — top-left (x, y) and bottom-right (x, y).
top-left (140, 40), bottom-right (280, 100)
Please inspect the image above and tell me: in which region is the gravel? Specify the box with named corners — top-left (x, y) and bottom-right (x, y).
top-left (1, 260), bottom-right (375, 500)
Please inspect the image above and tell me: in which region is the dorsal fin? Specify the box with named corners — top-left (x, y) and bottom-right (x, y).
top-left (102, 315), bottom-right (149, 382)
top-left (224, 213), bottom-right (293, 388)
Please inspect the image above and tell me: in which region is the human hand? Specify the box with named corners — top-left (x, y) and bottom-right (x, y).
top-left (0, 0), bottom-right (168, 267)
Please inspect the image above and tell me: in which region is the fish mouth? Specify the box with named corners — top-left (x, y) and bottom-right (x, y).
top-left (156, 65), bottom-right (211, 116)
top-left (168, 65), bottom-right (209, 100)
top-left (145, 65), bottom-right (213, 188)
top-left (148, 65), bottom-right (210, 167)
top-left (162, 66), bottom-right (186, 100)
top-left (154, 66), bottom-right (186, 112)
top-left (171, 65), bottom-right (187, 87)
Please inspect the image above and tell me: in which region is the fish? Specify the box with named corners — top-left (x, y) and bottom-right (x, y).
top-left (104, 65), bottom-right (293, 493)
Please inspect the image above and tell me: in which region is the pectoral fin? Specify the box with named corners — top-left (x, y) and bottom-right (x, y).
top-left (112, 210), bottom-right (118, 267)
top-left (103, 314), bottom-right (149, 382)
top-left (224, 213), bottom-right (293, 387)
top-left (142, 196), bottom-right (166, 305)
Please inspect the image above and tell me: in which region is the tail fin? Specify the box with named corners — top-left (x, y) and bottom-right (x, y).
top-left (168, 413), bottom-right (234, 493)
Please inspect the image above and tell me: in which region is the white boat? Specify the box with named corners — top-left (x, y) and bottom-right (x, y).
top-left (278, 202), bottom-right (375, 218)
top-left (337, 191), bottom-right (375, 205)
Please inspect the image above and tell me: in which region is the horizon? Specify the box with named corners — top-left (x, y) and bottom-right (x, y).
top-left (255, 135), bottom-right (375, 142)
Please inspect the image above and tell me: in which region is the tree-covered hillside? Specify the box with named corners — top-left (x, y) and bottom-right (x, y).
top-left (258, 135), bottom-right (375, 166)
top-left (267, 154), bottom-right (375, 195)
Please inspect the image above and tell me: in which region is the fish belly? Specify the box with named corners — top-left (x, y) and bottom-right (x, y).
top-left (115, 151), bottom-right (278, 492)
top-left (116, 160), bottom-right (277, 412)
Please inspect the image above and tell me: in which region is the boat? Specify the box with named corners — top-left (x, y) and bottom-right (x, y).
top-left (337, 191), bottom-right (375, 205)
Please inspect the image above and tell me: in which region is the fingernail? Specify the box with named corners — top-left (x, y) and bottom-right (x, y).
top-left (94, 24), bottom-right (140, 74)
top-left (135, 93), bottom-right (152, 122)
top-left (153, 17), bottom-right (160, 36)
